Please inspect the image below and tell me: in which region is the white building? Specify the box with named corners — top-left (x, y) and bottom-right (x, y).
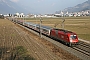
top-left (15, 13), bottom-right (25, 18)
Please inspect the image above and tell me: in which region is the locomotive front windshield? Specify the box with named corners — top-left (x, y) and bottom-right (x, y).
top-left (70, 35), bottom-right (77, 40)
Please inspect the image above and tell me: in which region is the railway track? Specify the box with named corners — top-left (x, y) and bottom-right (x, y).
top-left (78, 41), bottom-right (90, 49)
top-left (72, 42), bottom-right (90, 56)
top-left (73, 41), bottom-right (90, 56)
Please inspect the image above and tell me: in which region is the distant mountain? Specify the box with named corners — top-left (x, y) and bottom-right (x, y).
top-left (63, 0), bottom-right (90, 12)
top-left (0, 0), bottom-right (28, 14)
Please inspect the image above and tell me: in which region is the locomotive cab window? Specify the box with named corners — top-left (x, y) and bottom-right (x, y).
top-left (70, 35), bottom-right (77, 40)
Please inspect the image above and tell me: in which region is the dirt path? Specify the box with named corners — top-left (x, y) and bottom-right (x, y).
top-left (0, 19), bottom-right (81, 60)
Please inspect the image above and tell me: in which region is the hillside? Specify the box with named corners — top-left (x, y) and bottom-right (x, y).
top-left (63, 0), bottom-right (90, 12)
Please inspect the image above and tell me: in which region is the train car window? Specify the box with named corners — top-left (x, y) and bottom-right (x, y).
top-left (37, 27), bottom-right (40, 29)
top-left (70, 35), bottom-right (77, 40)
top-left (43, 29), bottom-right (48, 32)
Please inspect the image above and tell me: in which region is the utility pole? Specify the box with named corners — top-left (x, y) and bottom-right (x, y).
top-left (34, 15), bottom-right (37, 24)
top-left (54, 11), bottom-right (65, 29)
top-left (61, 11), bottom-right (65, 29)
top-left (40, 16), bottom-right (42, 38)
top-left (61, 18), bottom-right (65, 29)
top-left (23, 15), bottom-right (26, 25)
top-left (23, 15), bottom-right (25, 25)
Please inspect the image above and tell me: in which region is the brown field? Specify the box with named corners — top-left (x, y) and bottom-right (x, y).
top-left (0, 19), bottom-right (81, 60)
top-left (24, 17), bottom-right (90, 41)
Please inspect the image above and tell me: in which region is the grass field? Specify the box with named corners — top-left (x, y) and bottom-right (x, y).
top-left (23, 17), bottom-right (90, 41)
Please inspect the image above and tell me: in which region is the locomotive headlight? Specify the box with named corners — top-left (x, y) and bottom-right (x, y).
top-left (70, 37), bottom-right (73, 42)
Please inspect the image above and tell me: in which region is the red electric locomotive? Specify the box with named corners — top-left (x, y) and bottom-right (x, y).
top-left (50, 29), bottom-right (78, 46)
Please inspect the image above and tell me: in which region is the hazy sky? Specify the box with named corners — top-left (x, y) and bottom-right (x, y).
top-left (11, 0), bottom-right (88, 14)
